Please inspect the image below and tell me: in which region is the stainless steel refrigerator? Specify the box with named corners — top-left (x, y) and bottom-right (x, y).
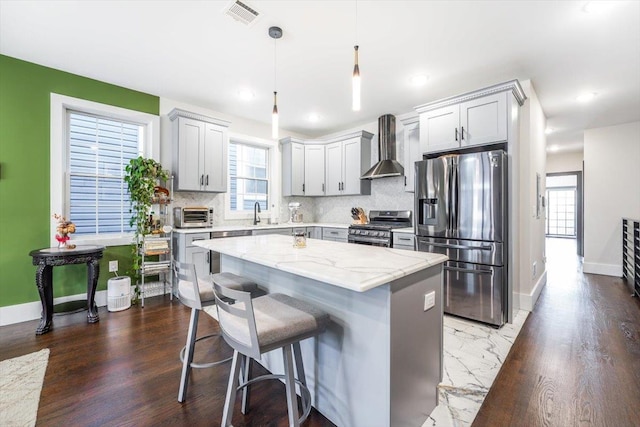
top-left (415, 149), bottom-right (507, 327)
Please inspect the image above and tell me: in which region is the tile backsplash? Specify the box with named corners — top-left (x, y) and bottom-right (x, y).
top-left (173, 176), bottom-right (414, 227)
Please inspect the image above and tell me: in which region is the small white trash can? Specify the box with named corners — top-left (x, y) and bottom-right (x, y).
top-left (107, 276), bottom-right (131, 312)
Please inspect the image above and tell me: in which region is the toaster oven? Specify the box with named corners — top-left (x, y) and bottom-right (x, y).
top-left (173, 207), bottom-right (213, 228)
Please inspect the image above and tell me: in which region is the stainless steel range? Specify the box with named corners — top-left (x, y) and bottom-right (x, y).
top-left (348, 210), bottom-right (412, 247)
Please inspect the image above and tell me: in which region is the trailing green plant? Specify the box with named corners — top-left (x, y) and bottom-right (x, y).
top-left (124, 156), bottom-right (169, 304)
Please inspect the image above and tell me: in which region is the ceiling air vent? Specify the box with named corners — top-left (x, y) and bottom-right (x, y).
top-left (224, 0), bottom-right (260, 26)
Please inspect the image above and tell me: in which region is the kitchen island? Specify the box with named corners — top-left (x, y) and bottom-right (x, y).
top-left (194, 235), bottom-right (447, 427)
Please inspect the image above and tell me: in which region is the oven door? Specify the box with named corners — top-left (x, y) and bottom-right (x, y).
top-left (348, 235), bottom-right (390, 247)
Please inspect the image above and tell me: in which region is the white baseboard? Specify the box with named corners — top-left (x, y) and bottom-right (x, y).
top-left (516, 270), bottom-right (547, 312)
top-left (583, 262), bottom-right (622, 277)
top-left (0, 282), bottom-right (169, 327)
top-left (0, 290), bottom-right (108, 327)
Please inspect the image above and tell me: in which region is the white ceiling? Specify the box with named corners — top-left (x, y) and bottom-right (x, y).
top-left (1, 0), bottom-right (639, 152)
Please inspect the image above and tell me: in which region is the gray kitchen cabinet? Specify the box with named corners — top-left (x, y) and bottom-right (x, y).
top-left (169, 108), bottom-right (229, 192)
top-left (322, 227), bottom-right (348, 242)
top-left (281, 138), bottom-right (305, 196)
top-left (304, 144), bottom-right (325, 196)
top-left (306, 227), bottom-right (322, 239)
top-left (392, 233), bottom-right (415, 250)
top-left (400, 116), bottom-right (420, 193)
top-left (324, 132), bottom-right (372, 196)
top-left (173, 232), bottom-right (211, 279)
top-left (417, 89), bottom-right (516, 154)
top-left (281, 131), bottom-right (372, 197)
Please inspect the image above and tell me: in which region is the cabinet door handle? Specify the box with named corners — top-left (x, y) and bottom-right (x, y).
top-left (205, 175), bottom-right (209, 185)
top-left (461, 126), bottom-right (465, 140)
top-left (322, 183), bottom-right (325, 192)
top-left (200, 175), bottom-right (204, 185)
top-left (455, 128), bottom-right (458, 141)
top-left (302, 183), bottom-right (305, 193)
top-left (404, 176), bottom-right (407, 186)
top-left (206, 252), bottom-right (210, 264)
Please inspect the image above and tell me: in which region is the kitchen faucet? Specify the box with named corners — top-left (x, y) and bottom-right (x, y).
top-left (253, 202), bottom-right (261, 225)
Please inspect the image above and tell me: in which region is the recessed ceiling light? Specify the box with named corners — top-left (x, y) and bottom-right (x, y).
top-left (548, 145), bottom-right (560, 152)
top-left (545, 127), bottom-right (554, 134)
top-left (576, 92), bottom-right (597, 103)
top-left (308, 113), bottom-right (320, 123)
top-left (237, 88), bottom-right (255, 101)
top-left (410, 74), bottom-right (429, 87)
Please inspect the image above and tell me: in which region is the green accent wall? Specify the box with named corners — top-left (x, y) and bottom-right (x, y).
top-left (0, 55), bottom-right (160, 307)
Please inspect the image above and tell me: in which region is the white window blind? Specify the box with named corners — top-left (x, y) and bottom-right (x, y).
top-left (68, 111), bottom-right (143, 235)
top-left (229, 141), bottom-right (269, 211)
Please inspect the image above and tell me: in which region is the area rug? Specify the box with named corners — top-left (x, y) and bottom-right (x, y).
top-left (0, 348), bottom-right (50, 427)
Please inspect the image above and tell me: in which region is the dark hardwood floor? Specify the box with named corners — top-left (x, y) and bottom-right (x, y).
top-left (0, 296), bottom-right (335, 427)
top-left (2, 237), bottom-right (639, 426)
top-left (474, 238), bottom-right (640, 427)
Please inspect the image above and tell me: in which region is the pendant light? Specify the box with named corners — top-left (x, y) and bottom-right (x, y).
top-left (352, 1), bottom-right (361, 111)
top-left (269, 26), bottom-right (283, 139)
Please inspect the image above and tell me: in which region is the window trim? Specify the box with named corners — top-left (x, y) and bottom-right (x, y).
top-left (50, 93), bottom-right (160, 247)
top-left (224, 133), bottom-right (279, 221)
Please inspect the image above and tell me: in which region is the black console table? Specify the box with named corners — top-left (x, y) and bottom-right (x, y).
top-left (29, 245), bottom-right (105, 335)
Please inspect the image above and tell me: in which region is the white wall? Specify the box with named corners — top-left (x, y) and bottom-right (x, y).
top-left (583, 121), bottom-right (640, 276)
top-left (546, 150), bottom-right (583, 173)
top-left (515, 80), bottom-right (548, 311)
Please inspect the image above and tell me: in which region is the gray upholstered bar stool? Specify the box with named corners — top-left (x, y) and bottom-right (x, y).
top-left (174, 260), bottom-right (259, 403)
top-left (212, 281), bottom-right (330, 427)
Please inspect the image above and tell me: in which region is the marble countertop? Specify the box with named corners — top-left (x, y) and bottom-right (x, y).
top-left (173, 222), bottom-right (350, 234)
top-left (194, 234), bottom-right (447, 292)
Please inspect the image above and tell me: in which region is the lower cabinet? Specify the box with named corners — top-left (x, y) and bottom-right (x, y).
top-left (173, 232), bottom-right (211, 279)
top-left (322, 227), bottom-right (348, 243)
top-left (392, 233), bottom-right (415, 250)
top-left (306, 227), bottom-right (322, 239)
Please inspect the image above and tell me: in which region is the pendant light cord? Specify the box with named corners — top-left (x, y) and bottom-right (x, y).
top-left (273, 37), bottom-right (277, 91)
top-left (355, 0), bottom-right (358, 45)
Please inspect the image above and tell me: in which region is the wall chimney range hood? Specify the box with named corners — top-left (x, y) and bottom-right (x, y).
top-left (360, 114), bottom-right (405, 180)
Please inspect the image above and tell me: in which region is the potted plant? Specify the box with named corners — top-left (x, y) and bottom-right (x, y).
top-left (124, 156), bottom-right (169, 304)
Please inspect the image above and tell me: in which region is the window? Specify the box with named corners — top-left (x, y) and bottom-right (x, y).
top-left (228, 141), bottom-right (269, 212)
top-left (68, 111), bottom-right (142, 235)
top-left (51, 94), bottom-right (159, 246)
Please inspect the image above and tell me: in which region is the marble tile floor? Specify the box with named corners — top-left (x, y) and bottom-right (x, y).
top-left (424, 310), bottom-right (529, 427)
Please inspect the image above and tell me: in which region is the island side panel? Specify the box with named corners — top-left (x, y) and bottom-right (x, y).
top-left (221, 254), bottom-right (392, 427)
top-left (389, 265), bottom-right (443, 426)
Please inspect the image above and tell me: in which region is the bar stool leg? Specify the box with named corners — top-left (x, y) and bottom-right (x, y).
top-left (222, 350), bottom-right (243, 427)
top-left (292, 342), bottom-right (307, 409)
top-left (282, 344), bottom-right (300, 427)
top-left (178, 308), bottom-right (199, 402)
top-left (241, 356), bottom-right (252, 414)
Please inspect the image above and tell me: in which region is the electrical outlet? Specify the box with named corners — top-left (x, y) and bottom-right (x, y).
top-left (424, 291), bottom-right (435, 311)
top-left (109, 260), bottom-right (118, 273)
top-left (532, 261), bottom-right (537, 278)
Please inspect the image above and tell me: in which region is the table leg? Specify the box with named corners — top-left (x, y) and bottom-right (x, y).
top-left (36, 265), bottom-right (53, 335)
top-left (87, 258), bottom-right (100, 323)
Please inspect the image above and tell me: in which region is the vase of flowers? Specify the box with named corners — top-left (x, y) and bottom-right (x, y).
top-left (53, 214), bottom-right (76, 249)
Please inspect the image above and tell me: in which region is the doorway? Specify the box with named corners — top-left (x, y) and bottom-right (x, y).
top-left (546, 171), bottom-right (583, 256)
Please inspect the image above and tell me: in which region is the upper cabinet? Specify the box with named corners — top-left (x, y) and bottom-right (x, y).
top-left (281, 138), bottom-right (305, 196)
top-left (400, 116), bottom-right (420, 193)
top-left (304, 144), bottom-right (326, 196)
top-left (169, 108), bottom-right (230, 192)
top-left (416, 81), bottom-right (526, 155)
top-left (281, 131), bottom-right (372, 197)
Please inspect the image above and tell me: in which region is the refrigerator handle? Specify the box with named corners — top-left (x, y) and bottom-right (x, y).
top-left (452, 162), bottom-right (459, 235)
